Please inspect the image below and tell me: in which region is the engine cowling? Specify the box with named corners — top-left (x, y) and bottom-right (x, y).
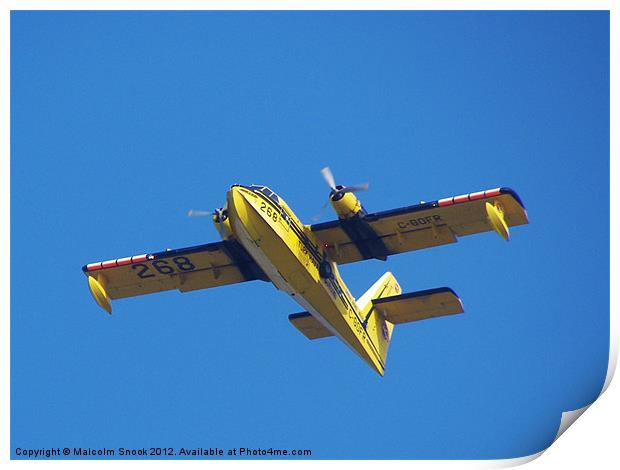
top-left (330, 186), bottom-right (365, 219)
top-left (212, 208), bottom-right (234, 239)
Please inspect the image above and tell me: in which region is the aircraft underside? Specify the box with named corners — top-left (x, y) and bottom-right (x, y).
top-left (82, 168), bottom-right (528, 376)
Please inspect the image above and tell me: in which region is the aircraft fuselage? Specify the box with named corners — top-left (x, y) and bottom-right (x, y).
top-left (226, 185), bottom-right (389, 375)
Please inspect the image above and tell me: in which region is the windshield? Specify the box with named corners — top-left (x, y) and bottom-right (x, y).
top-left (248, 185), bottom-right (280, 205)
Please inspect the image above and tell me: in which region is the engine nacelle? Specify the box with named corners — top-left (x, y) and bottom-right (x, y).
top-left (330, 187), bottom-right (365, 219)
top-left (212, 208), bottom-right (234, 240)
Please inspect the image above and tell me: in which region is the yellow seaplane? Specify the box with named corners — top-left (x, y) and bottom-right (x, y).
top-left (83, 168), bottom-right (528, 376)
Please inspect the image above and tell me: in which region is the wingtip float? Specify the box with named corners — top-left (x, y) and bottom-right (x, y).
top-left (82, 173), bottom-right (528, 375)
top-left (485, 201), bottom-right (510, 241)
top-left (87, 276), bottom-right (112, 314)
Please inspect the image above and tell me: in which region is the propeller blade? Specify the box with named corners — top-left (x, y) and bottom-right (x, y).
top-left (310, 198), bottom-right (331, 222)
top-left (340, 183), bottom-right (369, 194)
top-left (320, 166), bottom-right (337, 191)
top-left (187, 209), bottom-right (212, 217)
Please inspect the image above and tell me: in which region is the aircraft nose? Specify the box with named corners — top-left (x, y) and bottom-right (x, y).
top-left (227, 185), bottom-right (250, 222)
top-left (227, 184), bottom-right (245, 203)
top-left (227, 184), bottom-right (248, 197)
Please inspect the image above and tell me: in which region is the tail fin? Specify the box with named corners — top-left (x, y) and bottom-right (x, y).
top-left (356, 272), bottom-right (402, 368)
top-left (358, 273), bottom-right (465, 372)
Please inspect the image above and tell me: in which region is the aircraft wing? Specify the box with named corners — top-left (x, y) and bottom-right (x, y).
top-left (372, 287), bottom-right (464, 324)
top-left (310, 187), bottom-right (528, 264)
top-left (82, 240), bottom-right (267, 313)
top-left (289, 287), bottom-right (463, 340)
top-left (289, 312), bottom-right (334, 340)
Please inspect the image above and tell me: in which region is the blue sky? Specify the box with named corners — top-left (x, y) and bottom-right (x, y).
top-left (11, 11), bottom-right (609, 459)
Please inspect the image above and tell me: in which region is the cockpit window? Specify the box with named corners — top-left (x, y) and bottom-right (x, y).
top-left (249, 185), bottom-right (280, 205)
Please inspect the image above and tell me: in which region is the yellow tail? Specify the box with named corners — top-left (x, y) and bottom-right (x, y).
top-left (356, 272), bottom-right (402, 368)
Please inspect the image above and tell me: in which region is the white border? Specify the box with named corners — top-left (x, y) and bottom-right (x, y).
top-left (3, 1), bottom-right (616, 467)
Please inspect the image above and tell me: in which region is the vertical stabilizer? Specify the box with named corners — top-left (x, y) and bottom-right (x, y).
top-left (356, 272), bottom-right (401, 369)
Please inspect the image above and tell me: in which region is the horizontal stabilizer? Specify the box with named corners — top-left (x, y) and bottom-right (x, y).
top-left (289, 312), bottom-right (334, 340)
top-left (372, 287), bottom-right (463, 324)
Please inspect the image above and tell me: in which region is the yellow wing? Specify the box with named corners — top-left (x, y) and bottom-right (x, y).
top-left (289, 287), bottom-right (462, 341)
top-left (82, 240), bottom-right (267, 313)
top-left (372, 287), bottom-right (464, 324)
top-left (288, 312), bottom-right (334, 340)
top-left (310, 187), bottom-right (528, 264)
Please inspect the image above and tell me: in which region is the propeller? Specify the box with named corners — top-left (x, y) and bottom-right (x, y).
top-left (312, 167), bottom-right (369, 221)
top-left (188, 207), bottom-right (228, 238)
top-left (187, 207), bottom-right (227, 222)
top-left (310, 200), bottom-right (331, 222)
top-left (320, 166), bottom-right (369, 200)
top-left (187, 209), bottom-right (212, 217)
